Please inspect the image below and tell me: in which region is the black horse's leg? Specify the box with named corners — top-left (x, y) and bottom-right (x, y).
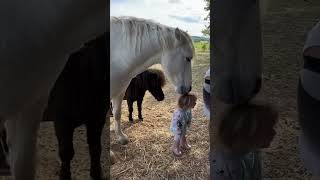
top-left (0, 130), bottom-right (10, 176)
top-left (54, 120), bottom-right (75, 180)
top-left (127, 100), bottom-right (134, 123)
top-left (86, 120), bottom-right (105, 180)
top-left (137, 98), bottom-right (143, 121)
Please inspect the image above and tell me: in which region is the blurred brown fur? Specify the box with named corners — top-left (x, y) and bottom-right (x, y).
top-left (216, 101), bottom-right (278, 153)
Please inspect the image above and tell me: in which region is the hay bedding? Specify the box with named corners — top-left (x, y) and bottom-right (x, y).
top-left (110, 75), bottom-right (210, 180)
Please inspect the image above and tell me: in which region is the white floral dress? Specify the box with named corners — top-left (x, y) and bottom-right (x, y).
top-left (170, 108), bottom-right (192, 136)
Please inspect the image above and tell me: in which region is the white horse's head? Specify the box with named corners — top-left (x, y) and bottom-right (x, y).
top-left (161, 28), bottom-right (194, 95)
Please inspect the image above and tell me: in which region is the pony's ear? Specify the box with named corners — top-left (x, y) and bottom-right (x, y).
top-left (175, 28), bottom-right (182, 41)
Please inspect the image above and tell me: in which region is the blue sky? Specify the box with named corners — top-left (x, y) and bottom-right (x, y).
top-left (110, 0), bottom-right (209, 36)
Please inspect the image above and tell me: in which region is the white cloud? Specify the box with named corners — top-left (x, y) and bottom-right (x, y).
top-left (168, 0), bottom-right (181, 3)
top-left (110, 0), bottom-right (209, 36)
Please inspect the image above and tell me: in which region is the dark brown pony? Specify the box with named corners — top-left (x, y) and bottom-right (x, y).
top-left (0, 33), bottom-right (108, 179)
top-left (43, 33), bottom-right (108, 180)
top-left (111, 69), bottom-right (166, 122)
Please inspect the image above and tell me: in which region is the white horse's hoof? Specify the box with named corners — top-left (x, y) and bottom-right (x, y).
top-left (117, 135), bottom-right (129, 145)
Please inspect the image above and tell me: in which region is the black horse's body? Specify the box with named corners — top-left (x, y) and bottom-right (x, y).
top-left (43, 33), bottom-right (108, 180)
top-left (125, 69), bottom-right (165, 122)
top-left (110, 69), bottom-right (166, 122)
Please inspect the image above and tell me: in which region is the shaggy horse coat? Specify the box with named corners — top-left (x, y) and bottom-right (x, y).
top-left (43, 33), bottom-right (108, 180)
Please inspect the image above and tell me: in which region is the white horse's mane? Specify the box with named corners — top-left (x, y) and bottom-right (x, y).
top-left (111, 16), bottom-right (194, 54)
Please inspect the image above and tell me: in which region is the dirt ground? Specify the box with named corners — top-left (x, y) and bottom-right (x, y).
top-left (210, 0), bottom-right (320, 180)
top-left (253, 0), bottom-right (320, 179)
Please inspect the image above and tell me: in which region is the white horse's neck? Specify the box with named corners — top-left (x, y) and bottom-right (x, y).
top-left (110, 18), bottom-right (176, 93)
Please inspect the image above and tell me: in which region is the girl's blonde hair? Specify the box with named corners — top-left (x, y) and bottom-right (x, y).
top-left (178, 93), bottom-right (197, 109)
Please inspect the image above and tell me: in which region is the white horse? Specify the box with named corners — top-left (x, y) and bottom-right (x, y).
top-left (211, 0), bottom-right (269, 178)
top-left (0, 0), bottom-right (106, 179)
top-left (212, 0), bottom-right (268, 105)
top-left (110, 16), bottom-right (194, 146)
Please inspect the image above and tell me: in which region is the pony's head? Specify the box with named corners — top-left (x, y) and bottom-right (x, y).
top-left (161, 28), bottom-right (194, 95)
top-left (146, 69), bottom-right (166, 101)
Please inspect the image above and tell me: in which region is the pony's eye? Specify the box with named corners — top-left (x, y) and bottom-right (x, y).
top-left (186, 57), bottom-right (191, 62)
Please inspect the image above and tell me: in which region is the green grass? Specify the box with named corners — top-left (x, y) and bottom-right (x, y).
top-left (192, 49), bottom-right (210, 92)
top-left (193, 41), bottom-right (210, 52)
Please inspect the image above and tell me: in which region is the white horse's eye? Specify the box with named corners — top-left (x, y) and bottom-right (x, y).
top-left (186, 57), bottom-right (191, 62)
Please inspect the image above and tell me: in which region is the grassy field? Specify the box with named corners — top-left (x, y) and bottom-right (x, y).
top-left (194, 41), bottom-right (210, 52)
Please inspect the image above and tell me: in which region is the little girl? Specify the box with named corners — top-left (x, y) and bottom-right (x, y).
top-left (212, 101), bottom-right (278, 179)
top-left (170, 93), bottom-right (197, 156)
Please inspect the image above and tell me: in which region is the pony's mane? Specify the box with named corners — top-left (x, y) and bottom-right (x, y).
top-left (146, 69), bottom-right (166, 87)
top-left (111, 16), bottom-right (194, 53)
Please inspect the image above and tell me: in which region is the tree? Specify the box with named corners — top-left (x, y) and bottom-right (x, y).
top-left (201, 0), bottom-right (210, 37)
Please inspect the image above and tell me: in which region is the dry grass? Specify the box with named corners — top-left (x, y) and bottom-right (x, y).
top-left (110, 52), bottom-right (210, 180)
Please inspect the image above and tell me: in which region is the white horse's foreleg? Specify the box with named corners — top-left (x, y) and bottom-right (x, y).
top-left (112, 96), bottom-right (129, 145)
top-left (5, 99), bottom-right (46, 180)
